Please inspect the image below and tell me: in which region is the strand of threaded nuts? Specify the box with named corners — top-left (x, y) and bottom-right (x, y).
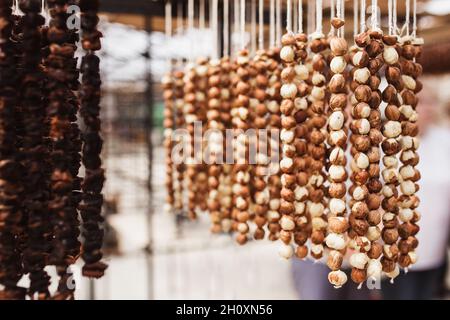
top-left (162, 70), bottom-right (175, 210)
top-left (379, 34), bottom-right (403, 282)
top-left (232, 49), bottom-right (252, 245)
top-left (217, 57), bottom-right (233, 233)
top-left (396, 39), bottom-right (422, 271)
top-left (307, 35), bottom-right (329, 261)
top-left (193, 59), bottom-right (209, 214)
top-left (251, 50), bottom-right (270, 240)
top-left (18, 0), bottom-right (52, 299)
top-left (266, 48), bottom-right (282, 242)
top-left (206, 58), bottom-right (225, 233)
top-left (45, 0), bottom-right (82, 299)
top-left (172, 69), bottom-right (185, 212)
top-left (79, 0), bottom-right (107, 278)
top-left (0, 0), bottom-right (27, 300)
top-left (278, 32), bottom-right (300, 259)
top-left (348, 30), bottom-right (384, 286)
top-left (325, 35), bottom-right (350, 288)
top-left (183, 62), bottom-right (199, 219)
top-left (291, 33), bottom-right (310, 260)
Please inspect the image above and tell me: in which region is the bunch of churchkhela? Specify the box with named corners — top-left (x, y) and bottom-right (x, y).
top-left (0, 0), bottom-right (106, 299)
top-left (163, 0), bottom-right (423, 288)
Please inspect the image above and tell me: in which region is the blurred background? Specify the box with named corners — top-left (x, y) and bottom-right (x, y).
top-left (73, 0), bottom-right (450, 299)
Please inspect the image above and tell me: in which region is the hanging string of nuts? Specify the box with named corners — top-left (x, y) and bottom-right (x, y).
top-left (0, 0), bottom-right (26, 300)
top-left (380, 33), bottom-right (403, 282)
top-left (266, 48), bottom-right (283, 242)
top-left (79, 0), bottom-right (107, 279)
top-left (278, 32), bottom-right (299, 259)
top-left (45, 0), bottom-right (83, 299)
top-left (326, 32), bottom-right (349, 287)
top-left (233, 49), bottom-right (252, 245)
top-left (252, 50), bottom-right (270, 240)
top-left (162, 0), bottom-right (426, 290)
top-left (162, 69), bottom-right (175, 210)
top-left (307, 34), bottom-right (329, 261)
top-left (397, 36), bottom-right (422, 271)
top-left (183, 62), bottom-right (199, 219)
top-left (19, 0), bottom-right (52, 299)
top-left (291, 32), bottom-right (310, 260)
top-left (207, 58), bottom-right (225, 233)
top-left (173, 68), bottom-right (185, 212)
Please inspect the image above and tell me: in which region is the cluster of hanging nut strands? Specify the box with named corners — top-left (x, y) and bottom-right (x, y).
top-left (164, 0), bottom-right (424, 289)
top-left (0, 0), bottom-right (106, 300)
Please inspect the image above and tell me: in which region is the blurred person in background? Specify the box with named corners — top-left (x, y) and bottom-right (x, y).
top-left (381, 80), bottom-right (450, 300)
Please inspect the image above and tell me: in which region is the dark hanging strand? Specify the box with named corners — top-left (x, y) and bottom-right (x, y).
top-left (18, 0), bottom-right (51, 299)
top-left (0, 0), bottom-right (27, 300)
top-left (44, 0), bottom-right (82, 299)
top-left (79, 0), bottom-right (107, 278)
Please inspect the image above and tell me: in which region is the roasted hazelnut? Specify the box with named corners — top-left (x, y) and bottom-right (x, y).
top-left (382, 228), bottom-right (399, 244)
top-left (295, 245), bottom-right (308, 259)
top-left (351, 268), bottom-right (367, 283)
top-left (381, 257), bottom-right (396, 273)
top-left (354, 85), bottom-right (371, 102)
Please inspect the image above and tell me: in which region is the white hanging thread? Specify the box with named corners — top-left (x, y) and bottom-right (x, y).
top-left (298, 0), bottom-right (303, 34)
top-left (330, 0), bottom-right (335, 36)
top-left (200, 0), bottom-right (205, 29)
top-left (371, 0), bottom-right (378, 30)
top-left (286, 0), bottom-right (292, 33)
top-left (360, 0), bottom-right (366, 33)
top-left (405, 0), bottom-right (410, 36)
top-left (176, 1), bottom-right (184, 64)
top-left (340, 0), bottom-right (345, 38)
top-left (269, 0), bottom-right (275, 48)
top-left (234, 0), bottom-right (240, 55)
top-left (188, 0), bottom-right (194, 30)
top-left (388, 0), bottom-right (393, 35)
top-left (307, 0), bottom-right (315, 36)
top-left (240, 0), bottom-right (246, 49)
top-left (412, 0), bottom-right (417, 38)
top-left (316, 0), bottom-right (323, 35)
top-left (393, 0), bottom-right (398, 35)
top-left (224, 0), bottom-right (230, 56)
top-left (276, 0), bottom-right (282, 45)
top-left (165, 0), bottom-right (172, 38)
top-left (259, 0), bottom-right (264, 50)
top-left (251, 0), bottom-right (257, 54)
top-left (212, 0), bottom-right (219, 59)
top-left (293, 0), bottom-right (298, 34)
top-left (354, 0), bottom-right (358, 37)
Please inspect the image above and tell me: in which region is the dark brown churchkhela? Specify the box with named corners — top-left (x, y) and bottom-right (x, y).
top-left (0, 0), bottom-right (26, 300)
top-left (19, 0), bottom-right (51, 299)
top-left (79, 0), bottom-right (107, 278)
top-left (44, 0), bottom-right (81, 299)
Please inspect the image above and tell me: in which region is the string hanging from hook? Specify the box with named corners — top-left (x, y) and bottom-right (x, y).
top-left (234, 0), bottom-right (240, 55)
top-left (200, 0), bottom-right (205, 29)
top-left (360, 0), bottom-right (366, 34)
top-left (354, 0), bottom-right (358, 37)
top-left (165, 0), bottom-right (172, 38)
top-left (316, 0), bottom-right (323, 36)
top-left (293, 0), bottom-right (298, 34)
top-left (188, 0), bottom-right (194, 30)
top-left (176, 0), bottom-right (184, 64)
top-left (286, 0), bottom-right (292, 33)
top-left (330, 0), bottom-right (335, 36)
top-left (251, 0), bottom-right (257, 54)
top-left (276, 0), bottom-right (282, 45)
top-left (258, 0), bottom-right (264, 50)
top-left (371, 0), bottom-right (378, 30)
top-left (412, 0), bottom-right (417, 38)
top-left (224, 0), bottom-right (230, 56)
top-left (298, 0), bottom-right (303, 34)
top-left (307, 0), bottom-right (315, 36)
top-left (405, 0), bottom-right (410, 36)
top-left (240, 0), bottom-right (246, 49)
top-left (388, 0), bottom-right (393, 35)
top-left (393, 0), bottom-right (398, 35)
top-left (212, 0), bottom-right (219, 59)
top-left (269, 0), bottom-right (275, 48)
